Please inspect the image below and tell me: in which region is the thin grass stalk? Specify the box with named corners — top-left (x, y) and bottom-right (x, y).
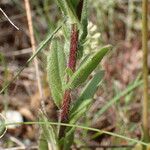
top-left (24, 0), bottom-right (46, 113)
top-left (4, 121), bottom-right (150, 147)
top-left (0, 23), bottom-right (62, 94)
top-left (126, 0), bottom-right (134, 41)
top-left (142, 0), bottom-right (149, 145)
top-left (108, 0), bottom-right (115, 42)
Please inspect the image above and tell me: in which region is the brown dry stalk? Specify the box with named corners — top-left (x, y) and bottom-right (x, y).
top-left (24, 0), bottom-right (45, 110)
top-left (0, 8), bottom-right (19, 30)
top-left (142, 0), bottom-right (149, 145)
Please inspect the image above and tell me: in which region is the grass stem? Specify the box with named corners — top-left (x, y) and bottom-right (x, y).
top-left (142, 0), bottom-right (149, 145)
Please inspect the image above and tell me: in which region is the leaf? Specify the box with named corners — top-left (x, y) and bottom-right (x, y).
top-left (70, 0), bottom-right (80, 8)
top-left (39, 131), bottom-right (49, 150)
top-left (0, 114), bottom-right (7, 138)
top-left (65, 67), bottom-right (74, 77)
top-left (57, 42), bottom-right (67, 87)
top-left (54, 0), bottom-right (80, 25)
top-left (47, 40), bottom-right (66, 107)
top-left (66, 45), bottom-right (112, 89)
top-left (80, 0), bottom-right (88, 42)
top-left (39, 112), bottom-right (59, 150)
top-left (0, 23), bottom-right (62, 94)
top-left (70, 98), bottom-right (91, 124)
top-left (60, 127), bottom-right (75, 150)
top-left (78, 0), bottom-right (88, 58)
top-left (61, 71), bottom-right (104, 149)
top-left (69, 71), bottom-right (104, 123)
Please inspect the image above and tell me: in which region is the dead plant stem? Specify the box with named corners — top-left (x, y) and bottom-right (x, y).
top-left (24, 0), bottom-right (45, 111)
top-left (142, 0), bottom-right (149, 145)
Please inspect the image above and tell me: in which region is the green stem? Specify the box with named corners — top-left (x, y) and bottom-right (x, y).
top-left (142, 0), bottom-right (149, 145)
top-left (5, 121), bottom-right (149, 147)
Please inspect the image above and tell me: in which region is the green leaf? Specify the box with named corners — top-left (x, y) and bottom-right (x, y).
top-left (80, 0), bottom-right (88, 41)
top-left (47, 40), bottom-right (66, 107)
top-left (70, 0), bottom-right (80, 8)
top-left (66, 45), bottom-right (112, 89)
top-left (78, 0), bottom-right (88, 58)
top-left (0, 23), bottom-right (62, 94)
top-left (65, 67), bottom-right (74, 77)
top-left (0, 114), bottom-right (7, 138)
top-left (59, 127), bottom-right (75, 150)
top-left (76, 0), bottom-right (88, 59)
top-left (39, 131), bottom-right (49, 150)
top-left (61, 71), bottom-right (104, 149)
top-left (57, 42), bottom-right (67, 87)
top-left (39, 112), bottom-right (59, 150)
top-left (54, 0), bottom-right (80, 25)
top-left (69, 71), bottom-right (104, 123)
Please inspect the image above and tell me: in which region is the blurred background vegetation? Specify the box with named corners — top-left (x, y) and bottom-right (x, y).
top-left (0, 0), bottom-right (150, 149)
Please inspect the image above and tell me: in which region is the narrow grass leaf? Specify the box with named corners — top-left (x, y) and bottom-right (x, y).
top-left (67, 45), bottom-right (112, 89)
top-left (0, 24), bottom-right (62, 94)
top-left (94, 79), bottom-right (143, 120)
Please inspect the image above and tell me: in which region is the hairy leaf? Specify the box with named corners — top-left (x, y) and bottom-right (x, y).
top-left (39, 112), bottom-right (59, 150)
top-left (39, 132), bottom-right (49, 150)
top-left (54, 0), bottom-right (80, 25)
top-left (66, 45), bottom-right (112, 89)
top-left (57, 42), bottom-right (67, 87)
top-left (47, 40), bottom-right (66, 107)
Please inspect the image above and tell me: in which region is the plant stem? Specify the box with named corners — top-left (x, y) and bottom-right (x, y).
top-left (142, 0), bottom-right (149, 145)
top-left (59, 0), bottom-right (84, 138)
top-left (59, 24), bottom-right (79, 138)
top-left (24, 0), bottom-right (46, 113)
top-left (68, 24), bottom-right (79, 72)
top-left (61, 24), bottom-right (79, 121)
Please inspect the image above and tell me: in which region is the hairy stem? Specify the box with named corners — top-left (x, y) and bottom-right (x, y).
top-left (142, 0), bottom-right (149, 146)
top-left (61, 24), bottom-right (79, 122)
top-left (59, 0), bottom-right (84, 139)
top-left (59, 24), bottom-right (79, 138)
